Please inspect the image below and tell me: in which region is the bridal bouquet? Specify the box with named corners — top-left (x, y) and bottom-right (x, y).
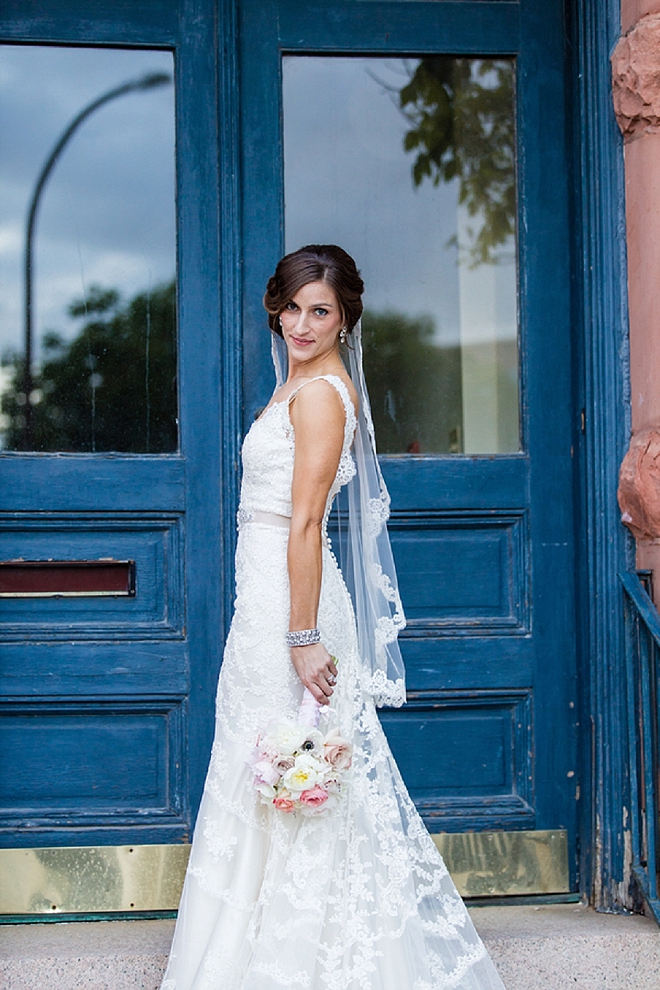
top-left (248, 690), bottom-right (353, 815)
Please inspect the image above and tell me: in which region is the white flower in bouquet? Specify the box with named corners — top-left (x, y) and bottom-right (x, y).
top-left (300, 729), bottom-right (324, 755)
top-left (257, 782), bottom-right (277, 800)
top-left (283, 753), bottom-right (322, 792)
top-left (275, 722), bottom-right (308, 755)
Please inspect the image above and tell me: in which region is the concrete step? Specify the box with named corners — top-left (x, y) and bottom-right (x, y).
top-left (0, 903), bottom-right (659, 989)
top-left (473, 903), bottom-right (660, 989)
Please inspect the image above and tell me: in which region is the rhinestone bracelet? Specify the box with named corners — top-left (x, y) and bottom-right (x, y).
top-left (285, 628), bottom-right (321, 647)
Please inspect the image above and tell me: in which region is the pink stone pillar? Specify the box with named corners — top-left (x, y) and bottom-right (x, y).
top-left (614, 6), bottom-right (660, 600)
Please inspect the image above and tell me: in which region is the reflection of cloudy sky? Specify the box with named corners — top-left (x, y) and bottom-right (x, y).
top-left (284, 57), bottom-right (516, 347)
top-left (0, 45), bottom-right (175, 361)
top-left (0, 47), bottom-right (515, 367)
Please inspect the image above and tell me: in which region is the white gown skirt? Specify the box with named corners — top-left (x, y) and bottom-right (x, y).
top-left (161, 518), bottom-right (506, 990)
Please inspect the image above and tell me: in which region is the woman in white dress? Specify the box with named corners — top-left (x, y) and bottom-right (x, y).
top-left (161, 245), bottom-right (506, 990)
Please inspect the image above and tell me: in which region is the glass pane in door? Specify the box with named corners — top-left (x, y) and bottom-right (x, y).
top-left (0, 45), bottom-right (177, 452)
top-left (283, 56), bottom-right (518, 455)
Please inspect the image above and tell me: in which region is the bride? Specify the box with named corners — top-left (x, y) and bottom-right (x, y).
top-left (161, 245), bottom-right (506, 990)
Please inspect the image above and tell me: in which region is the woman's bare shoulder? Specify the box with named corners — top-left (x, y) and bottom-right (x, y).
top-left (291, 374), bottom-right (359, 422)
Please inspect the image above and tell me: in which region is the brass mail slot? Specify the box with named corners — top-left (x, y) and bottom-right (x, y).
top-left (0, 560), bottom-right (136, 598)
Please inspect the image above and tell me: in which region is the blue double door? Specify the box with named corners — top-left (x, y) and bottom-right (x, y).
top-left (1, 0), bottom-right (578, 892)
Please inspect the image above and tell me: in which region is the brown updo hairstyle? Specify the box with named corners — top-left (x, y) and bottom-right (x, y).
top-left (263, 244), bottom-right (364, 337)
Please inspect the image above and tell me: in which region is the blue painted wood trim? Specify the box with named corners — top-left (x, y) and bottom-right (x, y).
top-left (0, 458), bottom-right (185, 512)
top-left (631, 866), bottom-right (660, 926)
top-left (218, 0), bottom-right (243, 639)
top-left (239, 0), bottom-right (285, 430)
top-left (401, 636), bottom-right (534, 691)
top-left (0, 694), bottom-right (190, 846)
top-left (518, 0), bottom-right (579, 884)
top-left (571, 0), bottom-right (633, 911)
top-left (277, 1), bottom-right (520, 53)
top-left (0, 642), bottom-right (188, 697)
top-left (0, 0), bottom-right (179, 45)
top-left (382, 456), bottom-right (528, 511)
top-left (175, 0), bottom-right (224, 821)
top-left (622, 578), bottom-right (646, 912)
top-left (2, 825), bottom-right (191, 849)
top-left (0, 512), bottom-right (185, 640)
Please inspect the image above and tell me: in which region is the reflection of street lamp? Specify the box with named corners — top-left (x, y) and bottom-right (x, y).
top-left (21, 71), bottom-right (172, 450)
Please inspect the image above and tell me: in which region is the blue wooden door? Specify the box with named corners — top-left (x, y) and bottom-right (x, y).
top-left (0, 0), bottom-right (225, 849)
top-left (240, 0), bottom-right (579, 886)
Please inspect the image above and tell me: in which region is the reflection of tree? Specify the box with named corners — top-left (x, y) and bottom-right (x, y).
top-left (1, 280), bottom-right (177, 452)
top-left (399, 58), bottom-right (515, 266)
top-left (361, 309), bottom-right (462, 455)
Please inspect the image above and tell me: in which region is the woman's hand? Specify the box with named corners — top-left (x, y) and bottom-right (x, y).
top-left (290, 643), bottom-right (338, 705)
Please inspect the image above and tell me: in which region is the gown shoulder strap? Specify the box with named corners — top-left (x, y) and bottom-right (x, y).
top-left (286, 375), bottom-right (357, 443)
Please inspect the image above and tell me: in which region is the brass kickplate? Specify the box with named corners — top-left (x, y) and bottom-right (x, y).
top-left (0, 829), bottom-right (568, 915)
top-left (0, 844), bottom-right (190, 915)
top-left (432, 828), bottom-right (569, 898)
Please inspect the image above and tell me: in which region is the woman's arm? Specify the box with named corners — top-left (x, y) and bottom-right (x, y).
top-left (287, 380), bottom-right (345, 704)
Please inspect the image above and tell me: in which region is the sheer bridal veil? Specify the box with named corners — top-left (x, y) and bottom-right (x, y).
top-left (271, 319), bottom-right (407, 708)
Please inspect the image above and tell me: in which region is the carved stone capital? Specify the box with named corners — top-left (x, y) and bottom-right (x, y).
top-left (618, 427), bottom-right (660, 538)
top-left (612, 14), bottom-right (660, 139)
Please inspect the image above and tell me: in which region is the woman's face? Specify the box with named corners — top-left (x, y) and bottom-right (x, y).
top-left (279, 280), bottom-right (343, 366)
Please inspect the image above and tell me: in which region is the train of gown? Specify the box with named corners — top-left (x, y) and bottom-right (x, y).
top-left (160, 377), bottom-right (505, 990)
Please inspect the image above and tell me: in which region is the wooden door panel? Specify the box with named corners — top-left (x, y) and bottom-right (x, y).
top-left (0, 701), bottom-right (185, 828)
top-left (390, 513), bottom-right (529, 630)
top-left (0, 515), bottom-right (184, 638)
top-left (381, 691), bottom-right (534, 831)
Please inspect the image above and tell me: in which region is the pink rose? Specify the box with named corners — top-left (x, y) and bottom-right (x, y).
top-left (273, 792), bottom-right (296, 813)
top-left (299, 785), bottom-right (329, 808)
top-left (323, 729), bottom-right (353, 770)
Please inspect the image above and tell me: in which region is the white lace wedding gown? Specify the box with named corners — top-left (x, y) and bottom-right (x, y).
top-left (161, 375), bottom-right (505, 990)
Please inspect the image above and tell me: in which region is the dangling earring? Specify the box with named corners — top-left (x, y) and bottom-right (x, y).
top-left (339, 326), bottom-right (348, 344)
top-left (278, 315), bottom-right (283, 328)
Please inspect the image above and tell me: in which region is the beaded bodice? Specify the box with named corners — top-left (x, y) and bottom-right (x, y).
top-left (238, 374), bottom-right (357, 522)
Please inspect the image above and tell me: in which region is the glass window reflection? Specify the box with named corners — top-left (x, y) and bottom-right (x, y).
top-left (283, 56), bottom-right (519, 455)
top-left (0, 46), bottom-right (177, 453)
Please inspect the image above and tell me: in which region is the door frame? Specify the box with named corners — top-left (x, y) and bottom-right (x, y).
top-left (570, 0), bottom-right (632, 912)
top-left (227, 0), bottom-right (633, 909)
top-left (0, 0), bottom-right (633, 913)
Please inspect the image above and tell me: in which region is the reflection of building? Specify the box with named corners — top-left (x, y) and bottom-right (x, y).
top-left (4, 0), bottom-right (660, 986)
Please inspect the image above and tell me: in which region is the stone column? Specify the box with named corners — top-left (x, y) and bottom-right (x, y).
top-left (613, 6), bottom-right (660, 601)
